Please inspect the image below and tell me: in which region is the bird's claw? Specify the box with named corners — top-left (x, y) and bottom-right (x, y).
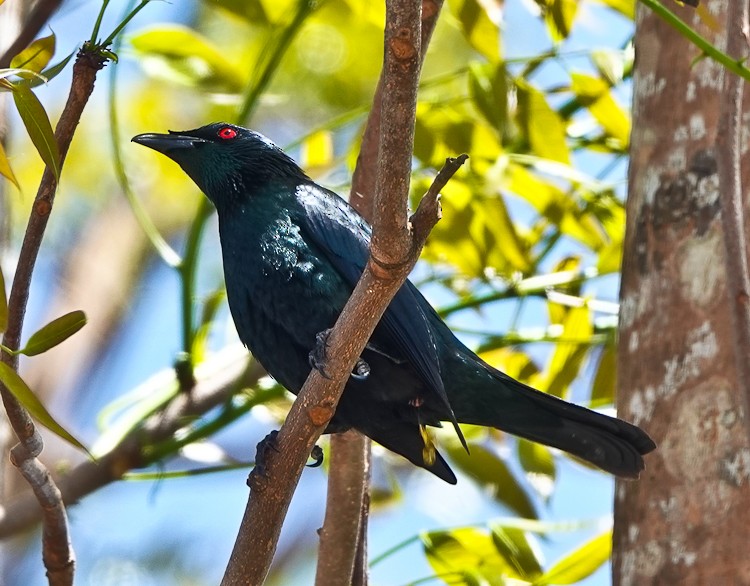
top-left (307, 444), bottom-right (324, 468)
top-left (309, 329), bottom-right (370, 381)
top-left (247, 430), bottom-right (279, 491)
top-left (309, 329), bottom-right (333, 379)
top-left (351, 358), bottom-right (370, 381)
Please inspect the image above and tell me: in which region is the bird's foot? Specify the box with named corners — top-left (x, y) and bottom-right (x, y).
top-left (307, 444), bottom-right (324, 468)
top-left (350, 358), bottom-right (370, 381)
top-left (309, 329), bottom-right (333, 379)
top-left (309, 329), bottom-right (371, 381)
top-left (247, 430), bottom-right (279, 492)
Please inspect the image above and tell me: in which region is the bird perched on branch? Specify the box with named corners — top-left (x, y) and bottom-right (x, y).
top-left (133, 123), bottom-right (655, 484)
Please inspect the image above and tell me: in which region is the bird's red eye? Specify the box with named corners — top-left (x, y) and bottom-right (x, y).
top-left (218, 127), bottom-right (237, 140)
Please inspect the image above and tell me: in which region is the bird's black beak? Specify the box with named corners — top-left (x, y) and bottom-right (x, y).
top-left (131, 131), bottom-right (208, 154)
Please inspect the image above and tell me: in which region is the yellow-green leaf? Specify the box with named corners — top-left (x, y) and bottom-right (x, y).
top-left (0, 265), bottom-right (7, 333)
top-left (490, 525), bottom-right (544, 581)
top-left (516, 82), bottom-right (570, 164)
top-left (518, 439), bottom-right (556, 500)
top-left (26, 51), bottom-right (75, 89)
top-left (449, 0), bottom-right (502, 62)
top-left (11, 83), bottom-right (60, 180)
top-left (533, 530), bottom-right (612, 585)
top-left (591, 344), bottom-right (616, 404)
top-left (590, 0), bottom-right (634, 20)
top-left (544, 0), bottom-right (578, 42)
top-left (130, 25), bottom-right (244, 92)
top-left (301, 130), bottom-right (334, 170)
top-left (10, 34), bottom-right (55, 75)
top-left (422, 527), bottom-right (512, 583)
top-left (571, 72), bottom-right (631, 147)
top-left (20, 310), bottom-right (87, 356)
top-left (0, 140), bottom-right (19, 189)
top-left (0, 363), bottom-right (89, 453)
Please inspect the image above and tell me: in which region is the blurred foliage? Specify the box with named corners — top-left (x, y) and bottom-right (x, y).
top-left (0, 0), bottom-right (638, 583)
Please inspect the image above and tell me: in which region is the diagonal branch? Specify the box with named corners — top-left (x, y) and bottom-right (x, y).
top-left (220, 1), bottom-right (467, 583)
top-left (317, 4), bottom-right (445, 584)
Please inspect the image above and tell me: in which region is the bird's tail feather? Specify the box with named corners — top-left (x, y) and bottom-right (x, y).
top-left (452, 364), bottom-right (656, 478)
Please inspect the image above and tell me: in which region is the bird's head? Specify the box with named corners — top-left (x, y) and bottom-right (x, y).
top-left (132, 123), bottom-right (307, 208)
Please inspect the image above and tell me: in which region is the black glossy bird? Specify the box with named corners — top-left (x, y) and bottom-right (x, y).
top-left (133, 123), bottom-right (655, 484)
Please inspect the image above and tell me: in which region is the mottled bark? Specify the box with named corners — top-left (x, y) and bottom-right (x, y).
top-left (614, 2), bottom-right (750, 584)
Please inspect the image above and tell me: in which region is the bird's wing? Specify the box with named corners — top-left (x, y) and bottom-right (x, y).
top-left (295, 184), bottom-right (467, 451)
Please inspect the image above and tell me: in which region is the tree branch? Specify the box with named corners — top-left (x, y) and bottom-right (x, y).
top-left (717, 0), bottom-right (750, 445)
top-left (0, 346), bottom-right (264, 539)
top-left (0, 47), bottom-right (107, 586)
top-left (317, 3), bottom-right (445, 583)
top-left (0, 0), bottom-right (64, 69)
top-left (220, 1), bottom-right (467, 583)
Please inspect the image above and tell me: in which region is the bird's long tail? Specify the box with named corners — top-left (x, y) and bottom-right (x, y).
top-left (449, 357), bottom-right (656, 478)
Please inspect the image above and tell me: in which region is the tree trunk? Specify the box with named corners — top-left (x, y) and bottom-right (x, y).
top-left (614, 2), bottom-right (750, 584)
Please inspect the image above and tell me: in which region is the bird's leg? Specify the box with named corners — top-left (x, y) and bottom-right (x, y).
top-left (309, 329), bottom-right (333, 379)
top-left (309, 328), bottom-right (371, 381)
top-left (247, 430), bottom-right (279, 492)
top-left (307, 444), bottom-right (324, 467)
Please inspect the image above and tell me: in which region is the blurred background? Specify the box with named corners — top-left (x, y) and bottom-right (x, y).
top-left (0, 0), bottom-right (635, 583)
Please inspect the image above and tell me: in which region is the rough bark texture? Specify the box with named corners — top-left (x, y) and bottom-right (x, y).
top-left (614, 2), bottom-right (750, 584)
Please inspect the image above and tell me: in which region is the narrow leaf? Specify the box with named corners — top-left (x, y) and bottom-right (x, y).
top-left (27, 51), bottom-right (75, 88)
top-left (0, 363), bottom-right (89, 453)
top-left (10, 34), bottom-right (55, 74)
top-left (0, 265), bottom-right (7, 332)
top-left (20, 310), bottom-right (87, 356)
top-left (11, 83), bottom-right (60, 180)
top-left (490, 525), bottom-right (544, 580)
top-left (516, 82), bottom-right (570, 164)
top-left (0, 140), bottom-right (19, 189)
top-left (517, 439), bottom-right (556, 500)
top-left (533, 530), bottom-right (612, 585)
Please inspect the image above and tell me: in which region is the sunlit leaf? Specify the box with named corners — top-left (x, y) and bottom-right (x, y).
top-left (479, 347), bottom-right (540, 382)
top-left (0, 265), bottom-right (7, 333)
top-left (490, 524), bottom-right (544, 580)
top-left (543, 0), bottom-right (578, 42)
top-left (0, 140), bottom-right (19, 190)
top-left (533, 304), bottom-right (592, 398)
top-left (191, 288), bottom-right (226, 363)
top-left (20, 310), bottom-right (87, 356)
top-left (590, 0), bottom-right (634, 19)
top-left (591, 344), bottom-right (616, 404)
top-left (468, 61), bottom-right (507, 132)
top-left (571, 72), bottom-right (631, 147)
top-left (10, 34), bottom-right (55, 75)
top-left (27, 51), bottom-right (75, 88)
top-left (301, 129), bottom-right (334, 170)
top-left (518, 439), bottom-right (556, 500)
top-left (516, 82), bottom-right (570, 164)
top-left (591, 49), bottom-right (626, 87)
top-left (130, 25), bottom-right (245, 92)
top-left (0, 363), bottom-right (89, 453)
top-left (422, 527), bottom-right (512, 584)
top-left (533, 530), bottom-right (612, 585)
top-left (449, 0), bottom-right (502, 62)
top-left (202, 0), bottom-right (271, 24)
top-left (446, 442), bottom-right (538, 518)
top-left (11, 83), bottom-right (60, 180)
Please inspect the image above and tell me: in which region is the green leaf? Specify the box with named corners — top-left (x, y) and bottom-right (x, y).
top-left (468, 62), bottom-right (508, 132)
top-left (590, 0), bottom-right (634, 19)
top-left (591, 344), bottom-right (616, 404)
top-left (0, 139), bottom-right (19, 190)
top-left (11, 83), bottom-right (60, 181)
top-left (0, 265), bottom-right (7, 333)
top-left (446, 442), bottom-right (538, 519)
top-left (517, 439), bottom-right (556, 500)
top-left (130, 25), bottom-right (245, 92)
top-left (422, 527), bottom-right (511, 584)
top-left (10, 34), bottom-right (55, 74)
top-left (591, 49), bottom-right (627, 87)
top-left (20, 310), bottom-right (87, 356)
top-left (544, 0), bottom-right (578, 42)
top-left (191, 288), bottom-right (226, 362)
top-left (516, 82), bottom-right (570, 164)
top-left (533, 530), bottom-right (612, 585)
top-left (449, 0), bottom-right (502, 62)
top-left (26, 51), bottom-right (75, 88)
top-left (570, 72), bottom-right (631, 147)
top-left (490, 524), bottom-right (544, 581)
top-left (0, 362), bottom-right (89, 453)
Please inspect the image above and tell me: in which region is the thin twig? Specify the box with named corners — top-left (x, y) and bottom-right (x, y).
top-left (0, 47), bottom-right (108, 586)
top-left (717, 0), bottom-right (750, 446)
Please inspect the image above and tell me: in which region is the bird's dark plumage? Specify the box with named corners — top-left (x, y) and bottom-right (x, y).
top-left (133, 122), bottom-right (656, 484)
